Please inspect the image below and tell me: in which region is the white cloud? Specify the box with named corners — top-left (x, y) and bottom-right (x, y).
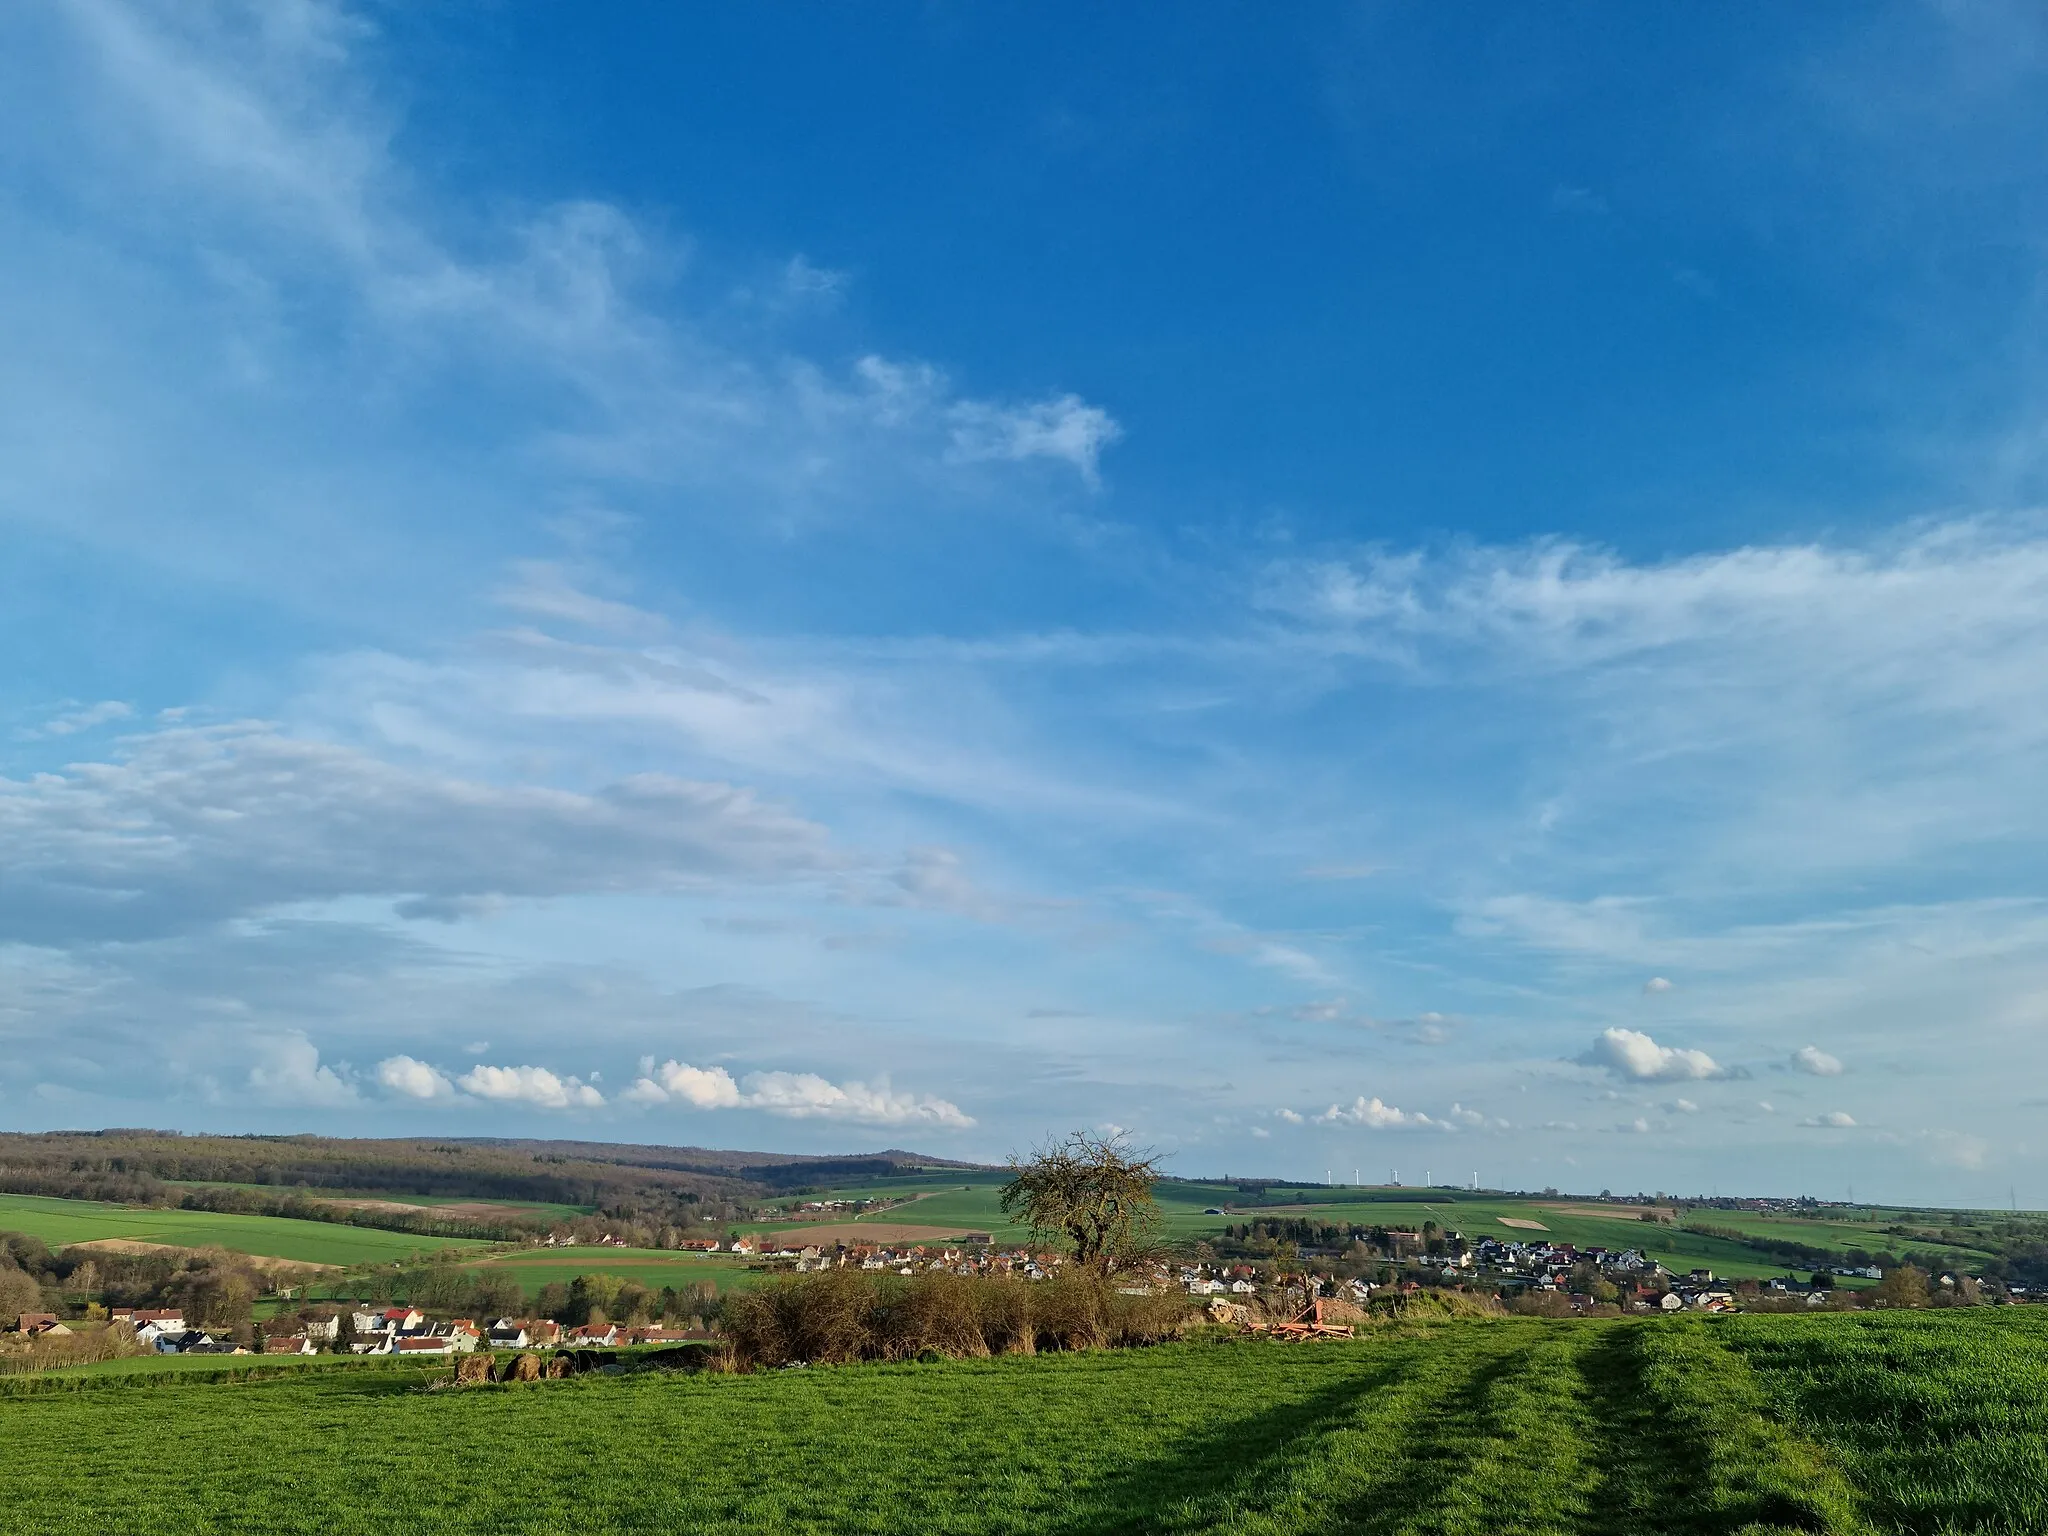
top-left (624, 1058), bottom-right (971, 1127)
top-left (375, 1054), bottom-right (453, 1100)
top-left (1274, 1107), bottom-right (1305, 1124)
top-left (494, 560), bottom-right (667, 639)
top-left (1643, 976), bottom-right (1674, 994)
top-left (457, 1063), bottom-right (604, 1109)
top-left (1667, 1098), bottom-right (1700, 1113)
top-left (737, 1070), bottom-right (972, 1128)
top-left (1791, 1044), bottom-right (1845, 1076)
top-left (246, 1032), bottom-right (355, 1106)
top-left (1312, 1096), bottom-right (1453, 1131)
top-left (1758, 1100), bottom-right (1776, 1113)
top-left (1580, 1028), bottom-right (1728, 1082)
top-left (947, 393), bottom-right (1122, 487)
top-left (625, 1060), bottom-right (742, 1109)
top-left (1617, 1117), bottom-right (1652, 1134)
top-left (20, 700), bottom-right (133, 739)
top-left (0, 722), bottom-right (836, 941)
top-left (1801, 1110), bottom-right (1857, 1129)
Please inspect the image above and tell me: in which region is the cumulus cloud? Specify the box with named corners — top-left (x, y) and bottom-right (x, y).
top-left (1643, 976), bottom-right (1674, 994)
top-left (1790, 1044), bottom-right (1844, 1076)
top-left (375, 1054), bottom-right (453, 1100)
top-left (246, 1033), bottom-right (355, 1106)
top-left (0, 723), bottom-right (836, 941)
top-left (1666, 1098), bottom-right (1700, 1114)
top-left (743, 1071), bottom-right (972, 1127)
top-left (624, 1059), bottom-right (971, 1127)
top-left (623, 1060), bottom-right (742, 1109)
top-left (1800, 1110), bottom-right (1857, 1129)
top-left (1274, 1107), bottom-right (1305, 1124)
top-left (1580, 1028), bottom-right (1727, 1082)
top-left (1312, 1096), bottom-right (1453, 1131)
top-left (1617, 1117), bottom-right (1651, 1134)
top-left (457, 1063), bottom-right (604, 1109)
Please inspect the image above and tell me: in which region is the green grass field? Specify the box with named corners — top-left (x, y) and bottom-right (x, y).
top-left (463, 1248), bottom-right (754, 1296)
top-left (4, 1310), bottom-right (2047, 1532)
top-left (0, 1193), bottom-right (491, 1267)
top-left (757, 1173), bottom-right (1939, 1281)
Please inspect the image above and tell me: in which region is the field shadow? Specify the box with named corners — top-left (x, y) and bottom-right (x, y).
top-left (1042, 1350), bottom-right (1415, 1535)
top-left (1578, 1326), bottom-right (1832, 1536)
top-left (1045, 1335), bottom-right (1548, 1536)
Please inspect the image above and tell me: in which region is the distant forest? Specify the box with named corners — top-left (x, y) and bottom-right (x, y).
top-left (0, 1131), bottom-right (972, 1243)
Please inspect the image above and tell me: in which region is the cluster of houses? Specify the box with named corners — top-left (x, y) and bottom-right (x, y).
top-left (313, 1308), bottom-right (709, 1356)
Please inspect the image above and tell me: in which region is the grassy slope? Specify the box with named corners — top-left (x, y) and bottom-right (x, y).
top-left (7, 1311), bottom-right (2048, 1533)
top-left (0, 1193), bottom-right (489, 1266)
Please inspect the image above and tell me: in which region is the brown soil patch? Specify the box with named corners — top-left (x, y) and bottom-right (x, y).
top-left (65, 1238), bottom-right (339, 1274)
top-left (757, 1223), bottom-right (987, 1247)
top-left (1496, 1217), bottom-right (1550, 1231)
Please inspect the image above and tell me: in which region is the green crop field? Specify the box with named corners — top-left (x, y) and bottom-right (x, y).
top-left (4, 1309), bottom-right (2047, 1532)
top-left (461, 1249), bottom-right (755, 1296)
top-left (0, 1193), bottom-right (491, 1267)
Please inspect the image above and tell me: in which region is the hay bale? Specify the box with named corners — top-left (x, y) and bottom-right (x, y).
top-left (545, 1355), bottom-right (572, 1379)
top-left (453, 1353), bottom-right (492, 1386)
top-left (501, 1351), bottom-right (542, 1383)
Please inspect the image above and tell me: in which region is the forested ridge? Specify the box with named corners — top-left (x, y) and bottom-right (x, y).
top-left (0, 1131), bottom-right (964, 1237)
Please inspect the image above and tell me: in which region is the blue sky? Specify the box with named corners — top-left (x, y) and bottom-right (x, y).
top-left (5, 1), bottom-right (2048, 1202)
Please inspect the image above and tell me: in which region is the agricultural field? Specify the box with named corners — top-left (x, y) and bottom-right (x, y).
top-left (0, 1193), bottom-right (490, 1267)
top-left (459, 1248), bottom-right (754, 1298)
top-left (753, 1171), bottom-right (1950, 1281)
top-left (6, 1310), bottom-right (2048, 1532)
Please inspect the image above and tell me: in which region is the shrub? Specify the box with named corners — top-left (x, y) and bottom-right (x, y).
top-left (719, 1271), bottom-right (1194, 1370)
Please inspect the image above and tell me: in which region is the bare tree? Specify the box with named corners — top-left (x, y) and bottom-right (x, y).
top-left (1000, 1130), bottom-right (1163, 1270)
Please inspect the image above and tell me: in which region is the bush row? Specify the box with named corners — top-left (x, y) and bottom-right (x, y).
top-left (718, 1270), bottom-right (1195, 1369)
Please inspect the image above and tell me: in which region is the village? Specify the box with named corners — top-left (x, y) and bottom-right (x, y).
top-left (11, 1216), bottom-right (1993, 1364)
